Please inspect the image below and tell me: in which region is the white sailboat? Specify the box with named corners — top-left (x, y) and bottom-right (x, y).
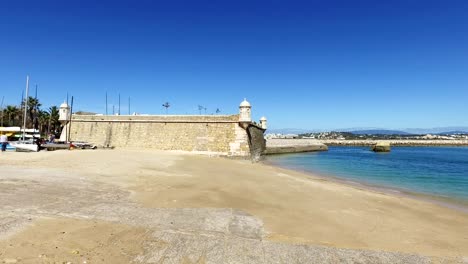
top-left (11, 75), bottom-right (39, 152)
top-left (10, 139), bottom-right (39, 152)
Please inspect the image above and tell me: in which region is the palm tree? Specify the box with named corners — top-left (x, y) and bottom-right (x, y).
top-left (1, 98), bottom-right (63, 137)
top-left (24, 96), bottom-right (41, 129)
top-left (48, 106), bottom-right (60, 135)
top-left (38, 110), bottom-right (50, 135)
top-left (4, 105), bottom-right (20, 126)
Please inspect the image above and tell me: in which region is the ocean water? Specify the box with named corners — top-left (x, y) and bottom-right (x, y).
top-left (266, 146), bottom-right (468, 202)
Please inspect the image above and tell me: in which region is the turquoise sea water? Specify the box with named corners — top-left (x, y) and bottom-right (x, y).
top-left (266, 146), bottom-right (468, 202)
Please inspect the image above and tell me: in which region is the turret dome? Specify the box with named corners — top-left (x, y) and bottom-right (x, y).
top-left (240, 98), bottom-right (251, 107)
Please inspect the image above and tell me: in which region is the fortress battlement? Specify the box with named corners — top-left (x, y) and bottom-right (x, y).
top-left (60, 99), bottom-right (267, 161)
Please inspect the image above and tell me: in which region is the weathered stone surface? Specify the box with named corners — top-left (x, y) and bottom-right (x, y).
top-left (266, 139), bottom-right (328, 154)
top-left (133, 231), bottom-right (436, 263)
top-left (65, 115), bottom-right (268, 159)
top-left (246, 125), bottom-right (266, 161)
top-left (228, 210), bottom-right (264, 239)
top-left (263, 242), bottom-right (432, 264)
top-left (225, 237), bottom-right (264, 264)
top-left (371, 142), bottom-right (391, 152)
top-left (70, 116), bottom-right (239, 153)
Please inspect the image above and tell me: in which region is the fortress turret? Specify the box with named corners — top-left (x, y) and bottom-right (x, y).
top-left (239, 98), bottom-right (252, 123)
top-left (59, 101), bottom-right (70, 122)
top-left (260, 116), bottom-right (267, 129)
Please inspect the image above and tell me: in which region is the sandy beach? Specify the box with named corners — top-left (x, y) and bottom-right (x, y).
top-left (0, 149), bottom-right (467, 263)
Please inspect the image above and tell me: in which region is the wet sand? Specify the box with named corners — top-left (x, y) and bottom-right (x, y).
top-left (0, 150), bottom-right (467, 263)
top-left (263, 158), bottom-right (468, 213)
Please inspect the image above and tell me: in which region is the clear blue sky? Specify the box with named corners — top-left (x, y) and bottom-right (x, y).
top-left (1, 0), bottom-right (467, 130)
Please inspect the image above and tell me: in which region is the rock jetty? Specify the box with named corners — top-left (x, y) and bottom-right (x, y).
top-left (319, 139), bottom-right (468, 146)
top-left (371, 142), bottom-right (391, 152)
top-left (266, 139), bottom-right (328, 154)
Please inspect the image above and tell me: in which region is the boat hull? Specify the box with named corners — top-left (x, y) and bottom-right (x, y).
top-left (10, 142), bottom-right (39, 152)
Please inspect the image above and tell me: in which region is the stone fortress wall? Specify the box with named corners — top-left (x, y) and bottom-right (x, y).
top-left (60, 100), bottom-right (267, 160)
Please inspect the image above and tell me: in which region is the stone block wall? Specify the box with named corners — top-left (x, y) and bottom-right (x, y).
top-left (246, 125), bottom-right (266, 162)
top-left (65, 114), bottom-right (258, 157)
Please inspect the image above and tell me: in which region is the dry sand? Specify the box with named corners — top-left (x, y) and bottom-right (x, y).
top-left (0, 218), bottom-right (149, 263)
top-left (0, 149), bottom-right (467, 263)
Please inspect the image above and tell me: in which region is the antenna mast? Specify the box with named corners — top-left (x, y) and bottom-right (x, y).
top-left (22, 75), bottom-right (29, 141)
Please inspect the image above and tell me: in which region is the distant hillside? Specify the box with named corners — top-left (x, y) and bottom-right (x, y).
top-left (436, 131), bottom-right (468, 135)
top-left (348, 129), bottom-right (414, 135)
top-left (268, 127), bottom-right (468, 135)
top-left (404, 127), bottom-right (468, 134)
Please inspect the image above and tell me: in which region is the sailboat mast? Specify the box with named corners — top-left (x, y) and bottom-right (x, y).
top-left (34, 84), bottom-right (38, 130)
top-left (22, 75), bottom-right (29, 141)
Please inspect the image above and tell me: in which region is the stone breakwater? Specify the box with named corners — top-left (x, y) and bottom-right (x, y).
top-left (319, 139), bottom-right (468, 146)
top-left (266, 139), bottom-right (328, 154)
top-left (264, 138), bottom-right (468, 154)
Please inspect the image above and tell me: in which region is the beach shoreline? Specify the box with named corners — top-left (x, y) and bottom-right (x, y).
top-left (263, 157), bottom-right (468, 213)
top-left (0, 149), bottom-right (467, 262)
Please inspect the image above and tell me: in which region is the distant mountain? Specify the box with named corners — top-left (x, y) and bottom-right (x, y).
top-left (404, 127), bottom-right (468, 134)
top-left (436, 131), bottom-right (468, 135)
top-left (267, 127), bottom-right (468, 135)
top-left (348, 129), bottom-right (414, 135)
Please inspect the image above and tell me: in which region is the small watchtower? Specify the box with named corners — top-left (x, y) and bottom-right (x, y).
top-left (59, 101), bottom-right (70, 122)
top-left (239, 98), bottom-right (252, 123)
top-left (260, 116), bottom-right (267, 129)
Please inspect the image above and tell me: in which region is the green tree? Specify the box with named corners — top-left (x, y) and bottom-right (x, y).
top-left (48, 106), bottom-right (61, 135)
top-left (23, 96), bottom-right (41, 129)
top-left (4, 105), bottom-right (20, 126)
top-left (2, 97), bottom-right (63, 138)
top-left (38, 110), bottom-right (50, 135)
